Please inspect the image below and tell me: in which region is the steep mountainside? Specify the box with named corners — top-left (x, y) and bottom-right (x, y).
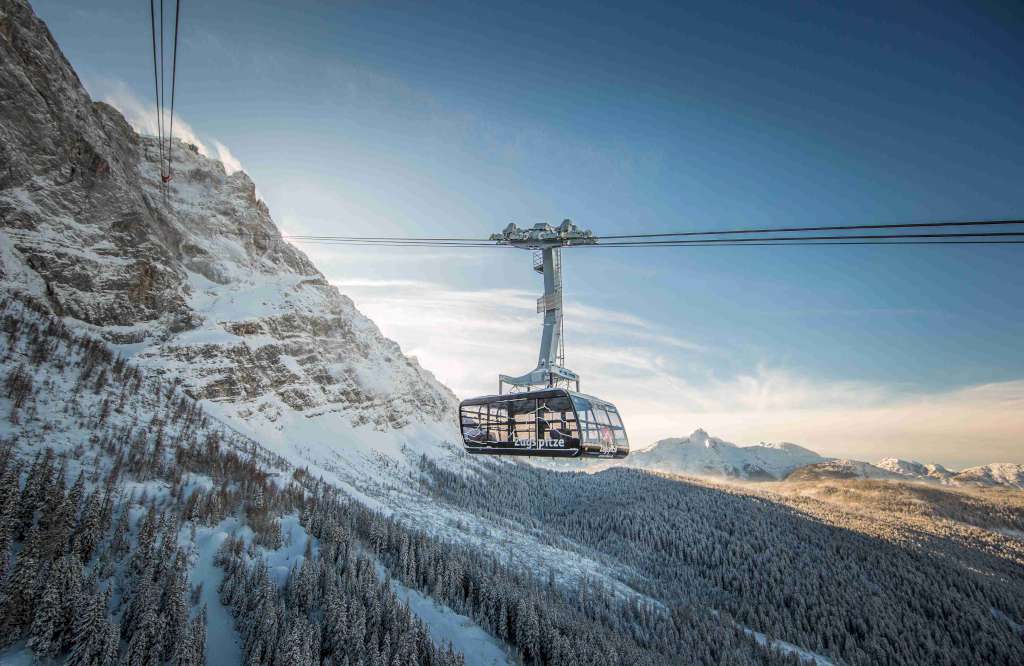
top-left (624, 429), bottom-right (826, 480)
top-left (0, 0), bottom-right (457, 483)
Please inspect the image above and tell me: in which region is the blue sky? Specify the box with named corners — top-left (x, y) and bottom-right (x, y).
top-left (34, 0), bottom-right (1023, 465)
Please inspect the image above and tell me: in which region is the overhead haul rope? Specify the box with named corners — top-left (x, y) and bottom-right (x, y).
top-left (219, 236), bottom-right (1024, 248)
top-left (581, 230), bottom-right (1024, 246)
top-left (148, 0), bottom-right (163, 184)
top-left (79, 219), bottom-right (1018, 248)
top-left (148, 0), bottom-right (182, 189)
top-left (284, 239), bottom-right (1024, 248)
top-left (213, 218), bottom-right (1024, 245)
top-left (167, 0), bottom-right (182, 184)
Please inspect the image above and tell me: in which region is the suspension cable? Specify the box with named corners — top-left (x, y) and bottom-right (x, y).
top-left (593, 218), bottom-right (1024, 240)
top-left (148, 0), bottom-right (182, 186)
top-left (166, 0), bottom-right (182, 183)
top-left (201, 219), bottom-right (1024, 246)
top-left (148, 0), bottom-right (164, 181)
top-left (159, 0), bottom-right (166, 179)
top-left (581, 231), bottom-right (1024, 247)
top-left (260, 235), bottom-right (1024, 245)
top-left (200, 225), bottom-right (1024, 248)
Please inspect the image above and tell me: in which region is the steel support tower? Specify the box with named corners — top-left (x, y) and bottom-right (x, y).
top-left (491, 219), bottom-right (596, 393)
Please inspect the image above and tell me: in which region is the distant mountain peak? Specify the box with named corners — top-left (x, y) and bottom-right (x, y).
top-left (626, 430), bottom-right (826, 481)
top-left (689, 428), bottom-right (711, 444)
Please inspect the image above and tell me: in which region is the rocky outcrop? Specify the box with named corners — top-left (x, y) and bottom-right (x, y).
top-left (0, 0), bottom-right (456, 454)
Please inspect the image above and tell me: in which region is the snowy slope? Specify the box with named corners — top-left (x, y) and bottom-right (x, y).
top-left (0, 0), bottom-right (460, 484)
top-left (624, 429), bottom-right (826, 480)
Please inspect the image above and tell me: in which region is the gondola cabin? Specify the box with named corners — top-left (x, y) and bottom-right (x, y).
top-left (460, 388), bottom-right (629, 458)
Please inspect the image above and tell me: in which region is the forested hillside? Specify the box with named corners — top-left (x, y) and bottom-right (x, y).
top-left (0, 294), bottom-right (467, 664)
top-left (418, 456), bottom-right (1024, 665)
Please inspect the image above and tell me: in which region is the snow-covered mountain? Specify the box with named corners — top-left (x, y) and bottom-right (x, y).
top-left (870, 458), bottom-right (1024, 489)
top-left (625, 429), bottom-right (826, 480)
top-left (952, 463), bottom-right (1024, 490)
top-left (0, 0), bottom-right (458, 483)
top-left (876, 458), bottom-right (955, 482)
top-left (786, 458), bottom-right (1024, 490)
top-left (606, 430), bottom-right (1023, 489)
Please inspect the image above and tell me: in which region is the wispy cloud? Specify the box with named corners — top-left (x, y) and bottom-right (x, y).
top-left (86, 78), bottom-right (245, 175)
top-left (213, 140), bottom-right (244, 175)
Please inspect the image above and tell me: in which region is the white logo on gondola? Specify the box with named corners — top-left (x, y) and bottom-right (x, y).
top-left (514, 438), bottom-right (566, 449)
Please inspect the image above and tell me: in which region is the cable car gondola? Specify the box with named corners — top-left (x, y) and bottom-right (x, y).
top-left (461, 388), bottom-right (628, 458)
top-left (459, 220), bottom-right (629, 458)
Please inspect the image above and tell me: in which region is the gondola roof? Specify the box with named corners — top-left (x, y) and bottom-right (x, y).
top-left (459, 388), bottom-right (618, 410)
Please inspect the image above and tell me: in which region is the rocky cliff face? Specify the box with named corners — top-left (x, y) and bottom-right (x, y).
top-left (0, 0), bottom-right (457, 472)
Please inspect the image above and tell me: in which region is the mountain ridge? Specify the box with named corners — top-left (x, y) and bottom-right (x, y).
top-left (626, 429), bottom-right (1023, 489)
top-left (786, 458), bottom-right (1024, 489)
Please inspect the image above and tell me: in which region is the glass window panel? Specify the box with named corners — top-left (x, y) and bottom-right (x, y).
top-left (543, 396), bottom-right (573, 412)
top-left (578, 410), bottom-right (598, 443)
top-left (571, 396), bottom-right (592, 413)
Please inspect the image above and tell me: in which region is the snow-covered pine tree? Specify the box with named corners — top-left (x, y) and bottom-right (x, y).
top-left (27, 562), bottom-right (63, 658)
top-left (73, 490), bottom-right (103, 562)
top-left (67, 587), bottom-right (111, 666)
top-left (3, 523), bottom-right (43, 636)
